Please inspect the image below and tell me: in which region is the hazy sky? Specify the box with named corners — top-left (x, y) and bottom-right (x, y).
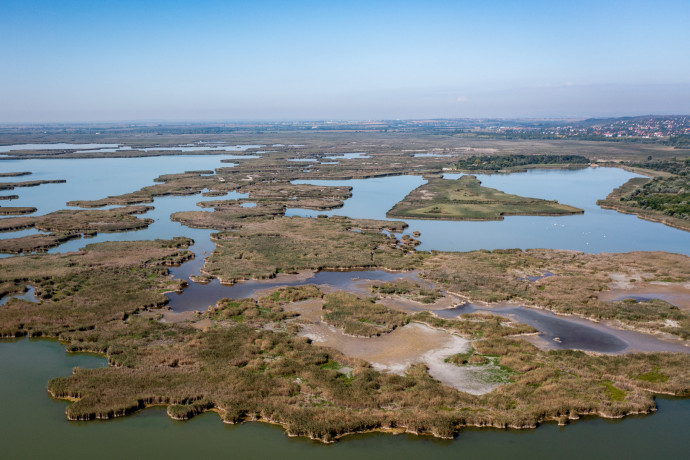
top-left (1, 0), bottom-right (689, 122)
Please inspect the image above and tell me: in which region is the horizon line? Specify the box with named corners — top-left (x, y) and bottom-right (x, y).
top-left (1, 114), bottom-right (688, 127)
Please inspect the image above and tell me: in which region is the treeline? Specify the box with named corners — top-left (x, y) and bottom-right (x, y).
top-left (452, 132), bottom-right (668, 143)
top-left (456, 154), bottom-right (590, 171)
top-left (625, 158), bottom-right (690, 176)
top-left (623, 176), bottom-right (690, 220)
top-left (666, 135), bottom-right (690, 148)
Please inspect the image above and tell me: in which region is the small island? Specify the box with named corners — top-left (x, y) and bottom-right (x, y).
top-left (387, 175), bottom-right (583, 221)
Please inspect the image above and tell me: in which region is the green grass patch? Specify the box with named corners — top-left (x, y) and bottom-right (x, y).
top-left (634, 368), bottom-right (669, 383)
top-left (602, 380), bottom-right (626, 401)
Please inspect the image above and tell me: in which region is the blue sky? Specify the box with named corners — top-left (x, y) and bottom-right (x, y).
top-left (1, 0), bottom-right (689, 122)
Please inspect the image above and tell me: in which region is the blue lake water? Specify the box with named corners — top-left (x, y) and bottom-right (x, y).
top-left (1, 154), bottom-right (247, 260)
top-left (324, 152), bottom-right (370, 159)
top-left (0, 155), bottom-right (248, 215)
top-left (288, 168), bottom-right (690, 255)
top-left (0, 143), bottom-right (263, 154)
top-left (0, 143), bottom-right (120, 152)
top-left (2, 161), bottom-right (689, 257)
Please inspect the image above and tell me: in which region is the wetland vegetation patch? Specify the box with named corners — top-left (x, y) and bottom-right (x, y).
top-left (387, 175), bottom-right (583, 221)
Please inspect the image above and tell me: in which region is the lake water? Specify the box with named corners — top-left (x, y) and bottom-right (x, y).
top-left (1, 338), bottom-right (688, 459)
top-left (2, 156), bottom-right (690, 455)
top-left (288, 168), bottom-right (690, 255)
top-left (0, 143), bottom-right (262, 154)
top-left (0, 143), bottom-right (120, 152)
top-left (0, 155), bottom-right (249, 216)
top-left (324, 152), bottom-right (370, 159)
top-left (3, 158), bottom-right (690, 255)
top-left (166, 269), bottom-right (417, 311)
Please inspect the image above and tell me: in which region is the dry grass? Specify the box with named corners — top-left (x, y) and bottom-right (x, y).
top-left (197, 216), bottom-right (421, 284)
top-left (420, 249), bottom-right (690, 338)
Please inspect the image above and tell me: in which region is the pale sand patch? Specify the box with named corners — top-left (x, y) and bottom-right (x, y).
top-left (300, 322), bottom-right (500, 395)
top-left (347, 272), bottom-right (427, 297)
top-left (600, 274), bottom-right (690, 311)
top-left (191, 318), bottom-right (213, 330)
top-left (282, 298), bottom-right (325, 322)
top-left (155, 310), bottom-right (214, 330)
top-left (379, 292), bottom-right (466, 314)
top-left (157, 310), bottom-right (200, 323)
top-left (607, 272), bottom-right (655, 289)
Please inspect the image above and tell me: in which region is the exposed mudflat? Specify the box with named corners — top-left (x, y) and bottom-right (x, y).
top-left (599, 274), bottom-right (690, 311)
top-left (299, 321), bottom-right (500, 395)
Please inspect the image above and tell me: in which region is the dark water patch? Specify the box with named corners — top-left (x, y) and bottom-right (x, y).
top-left (613, 294), bottom-right (683, 306)
top-left (621, 295), bottom-right (657, 303)
top-left (437, 304), bottom-right (627, 353)
top-left (166, 270), bottom-right (416, 312)
top-left (519, 271), bottom-right (555, 282)
top-left (0, 286), bottom-right (38, 306)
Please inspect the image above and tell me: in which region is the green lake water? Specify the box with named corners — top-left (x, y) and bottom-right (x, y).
top-left (1, 339), bottom-right (688, 459)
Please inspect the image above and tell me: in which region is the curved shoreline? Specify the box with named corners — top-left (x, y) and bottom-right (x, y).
top-left (45, 385), bottom-right (662, 444)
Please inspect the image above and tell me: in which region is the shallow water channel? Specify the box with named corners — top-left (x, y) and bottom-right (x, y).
top-left (435, 303), bottom-right (688, 354)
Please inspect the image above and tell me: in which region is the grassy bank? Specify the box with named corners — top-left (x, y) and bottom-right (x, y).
top-left (387, 176), bottom-right (583, 221)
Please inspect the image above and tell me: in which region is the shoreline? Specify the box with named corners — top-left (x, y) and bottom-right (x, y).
top-left (44, 385), bottom-right (662, 444)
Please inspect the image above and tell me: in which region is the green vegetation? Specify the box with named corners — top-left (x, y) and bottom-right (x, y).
top-left (445, 347), bottom-right (489, 365)
top-left (668, 135), bottom-right (690, 149)
top-left (623, 158), bottom-right (690, 176)
top-left (0, 206), bottom-right (36, 216)
top-left (602, 380), bottom-right (626, 402)
top-left (0, 206), bottom-right (154, 254)
top-left (196, 216), bottom-right (422, 284)
top-left (0, 226), bottom-right (688, 442)
top-left (387, 176), bottom-right (583, 221)
top-left (622, 176), bottom-right (690, 219)
top-left (0, 238), bottom-right (192, 337)
top-left (322, 292), bottom-right (408, 336)
top-left (0, 179), bottom-right (66, 190)
top-left (598, 176), bottom-right (690, 232)
top-left (0, 171), bottom-right (31, 178)
top-left (372, 280), bottom-right (443, 304)
top-left (420, 249), bottom-right (690, 338)
top-left (634, 368), bottom-right (669, 383)
top-left (455, 155), bottom-right (590, 172)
